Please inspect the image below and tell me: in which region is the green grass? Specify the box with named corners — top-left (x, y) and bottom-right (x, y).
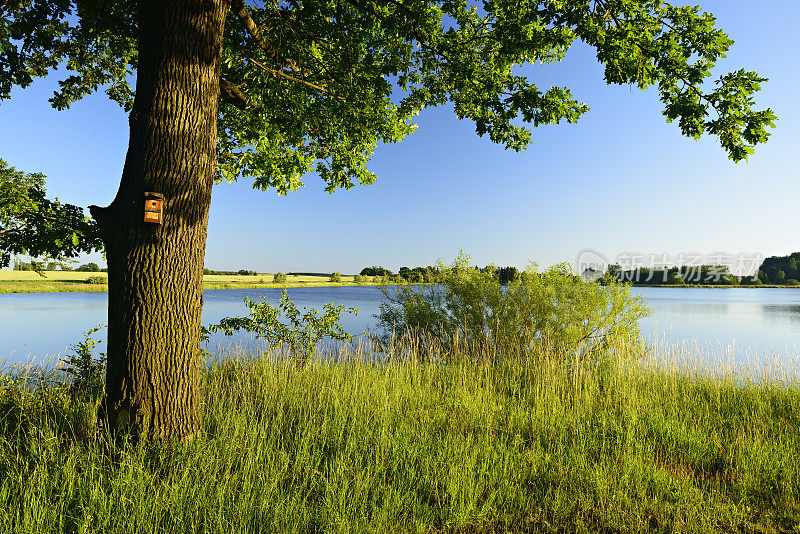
top-left (1, 341), bottom-right (799, 533)
top-left (0, 271), bottom-right (379, 293)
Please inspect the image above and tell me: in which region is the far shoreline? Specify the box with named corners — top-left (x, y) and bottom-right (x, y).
top-left (1, 274), bottom-right (799, 294)
top-left (0, 272), bottom-right (390, 294)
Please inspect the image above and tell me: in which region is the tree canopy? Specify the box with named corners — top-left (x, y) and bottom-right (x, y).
top-left (0, 159), bottom-right (101, 271)
top-left (1, 0), bottom-right (775, 197)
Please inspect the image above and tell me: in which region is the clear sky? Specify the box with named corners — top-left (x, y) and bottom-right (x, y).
top-left (1, 0), bottom-right (797, 274)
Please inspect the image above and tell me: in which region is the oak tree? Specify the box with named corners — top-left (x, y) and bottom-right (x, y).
top-left (0, 0), bottom-right (775, 438)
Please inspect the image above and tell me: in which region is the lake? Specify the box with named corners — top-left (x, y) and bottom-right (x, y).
top-left (1, 286), bottom-right (799, 370)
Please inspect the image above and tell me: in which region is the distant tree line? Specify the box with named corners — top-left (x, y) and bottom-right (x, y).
top-left (203, 268), bottom-right (259, 276)
top-left (596, 253), bottom-right (800, 286)
top-left (359, 264), bottom-right (520, 285)
top-left (757, 253), bottom-right (800, 285)
top-left (602, 265), bottom-right (749, 286)
top-left (358, 266), bottom-right (393, 277)
top-left (13, 260), bottom-right (106, 272)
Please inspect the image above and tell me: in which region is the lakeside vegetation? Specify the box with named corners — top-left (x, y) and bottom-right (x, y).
top-left (2, 255), bottom-right (799, 532)
top-left (2, 339), bottom-right (798, 532)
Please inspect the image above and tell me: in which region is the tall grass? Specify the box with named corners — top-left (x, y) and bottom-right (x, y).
top-left (1, 338), bottom-right (799, 533)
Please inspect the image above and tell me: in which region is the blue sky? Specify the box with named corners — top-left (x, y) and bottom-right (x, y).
top-left (1, 0), bottom-right (798, 273)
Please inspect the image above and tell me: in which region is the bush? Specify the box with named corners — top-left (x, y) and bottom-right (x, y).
top-left (84, 276), bottom-right (106, 285)
top-left (272, 272), bottom-right (287, 284)
top-left (353, 274), bottom-right (368, 284)
top-left (209, 290), bottom-right (356, 364)
top-left (329, 272), bottom-right (342, 283)
top-left (787, 279), bottom-right (800, 286)
top-left (62, 324), bottom-right (106, 400)
top-left (377, 252), bottom-right (650, 362)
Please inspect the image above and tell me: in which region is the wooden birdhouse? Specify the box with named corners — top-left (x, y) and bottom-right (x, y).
top-left (144, 192), bottom-right (164, 224)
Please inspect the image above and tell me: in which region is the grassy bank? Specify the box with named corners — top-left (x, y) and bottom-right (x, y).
top-left (0, 271), bottom-right (371, 293)
top-left (1, 341), bottom-right (799, 533)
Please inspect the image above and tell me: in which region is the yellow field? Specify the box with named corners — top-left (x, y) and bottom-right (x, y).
top-left (0, 270), bottom-right (108, 282)
top-left (0, 270), bottom-right (366, 293)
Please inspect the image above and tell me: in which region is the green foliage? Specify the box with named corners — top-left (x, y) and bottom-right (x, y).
top-left (84, 276), bottom-right (106, 285)
top-left (360, 266), bottom-right (393, 278)
top-left (75, 262), bottom-right (101, 272)
top-left (378, 252), bottom-right (650, 362)
top-left (495, 266), bottom-right (519, 285)
top-left (208, 290), bottom-right (357, 364)
top-left (398, 265), bottom-right (438, 283)
top-left (668, 270), bottom-right (687, 286)
top-left (0, 1), bottom-right (774, 205)
top-left (759, 253), bottom-right (800, 285)
top-left (0, 160), bottom-right (102, 270)
top-left (272, 271), bottom-right (287, 284)
top-left (328, 272), bottom-right (342, 283)
top-left (62, 324), bottom-right (106, 401)
top-left (352, 274), bottom-right (368, 284)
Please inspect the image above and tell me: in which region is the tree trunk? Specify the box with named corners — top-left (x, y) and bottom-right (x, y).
top-left (90, 0), bottom-right (227, 439)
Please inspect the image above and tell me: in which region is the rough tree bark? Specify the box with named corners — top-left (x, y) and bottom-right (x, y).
top-left (89, 0), bottom-right (228, 439)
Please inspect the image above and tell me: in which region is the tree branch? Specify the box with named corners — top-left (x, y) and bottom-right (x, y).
top-left (230, 0), bottom-right (300, 72)
top-left (238, 48), bottom-right (347, 101)
top-left (219, 78), bottom-right (249, 109)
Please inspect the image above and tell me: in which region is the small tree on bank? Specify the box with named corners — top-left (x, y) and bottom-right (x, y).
top-left (0, 0), bottom-right (775, 438)
top-left (0, 160), bottom-right (101, 274)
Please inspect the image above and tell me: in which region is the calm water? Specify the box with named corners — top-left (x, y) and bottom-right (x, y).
top-left (1, 287), bottom-right (799, 367)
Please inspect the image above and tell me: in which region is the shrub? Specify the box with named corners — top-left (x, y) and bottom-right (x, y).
top-left (62, 324), bottom-right (106, 400)
top-left (787, 279), bottom-right (800, 286)
top-left (377, 252), bottom-right (650, 362)
top-left (273, 272), bottom-right (287, 284)
top-left (84, 275), bottom-right (106, 285)
top-left (329, 272), bottom-right (342, 283)
top-left (353, 274), bottom-right (368, 284)
top-left (209, 290), bottom-right (356, 364)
